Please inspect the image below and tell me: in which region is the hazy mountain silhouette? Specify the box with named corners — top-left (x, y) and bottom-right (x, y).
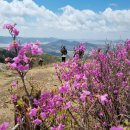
top-left (0, 36), bottom-right (103, 56)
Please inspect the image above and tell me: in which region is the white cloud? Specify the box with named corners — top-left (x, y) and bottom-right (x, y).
top-left (109, 3), bottom-right (118, 7)
top-left (0, 0), bottom-right (130, 40)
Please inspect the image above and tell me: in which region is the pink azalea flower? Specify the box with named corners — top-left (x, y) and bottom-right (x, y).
top-left (17, 64), bottom-right (29, 71)
top-left (125, 59), bottom-right (130, 65)
top-left (9, 63), bottom-right (17, 69)
top-left (99, 94), bottom-right (108, 105)
top-left (33, 119), bottom-right (42, 125)
top-left (81, 83), bottom-right (87, 89)
top-left (89, 49), bottom-right (97, 56)
top-left (3, 23), bottom-right (14, 30)
top-left (116, 72), bottom-right (123, 77)
top-left (40, 112), bottom-right (47, 119)
top-left (17, 117), bottom-right (22, 124)
top-left (50, 127), bottom-right (57, 130)
top-left (31, 44), bottom-right (43, 55)
top-left (29, 108), bottom-right (38, 118)
top-left (0, 122), bottom-right (9, 130)
top-left (13, 57), bottom-right (21, 63)
top-left (126, 39), bottom-right (130, 44)
top-left (3, 23), bottom-right (19, 37)
top-left (11, 94), bottom-right (17, 103)
top-left (59, 82), bottom-right (69, 94)
top-left (50, 124), bottom-right (65, 130)
top-left (57, 124), bottom-right (65, 130)
top-left (59, 86), bottom-right (68, 94)
top-left (33, 98), bottom-right (39, 106)
top-left (12, 27), bottom-right (19, 36)
top-left (110, 126), bottom-right (124, 130)
top-left (64, 101), bottom-right (71, 109)
top-left (79, 43), bottom-right (86, 51)
top-left (80, 91), bottom-right (91, 101)
top-left (11, 81), bottom-right (17, 88)
top-left (99, 112), bottom-right (104, 117)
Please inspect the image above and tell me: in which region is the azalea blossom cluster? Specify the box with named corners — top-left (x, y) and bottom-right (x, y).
top-left (3, 23), bottom-right (19, 38)
top-left (6, 42), bottom-right (19, 51)
top-left (1, 24), bottom-right (43, 130)
top-left (7, 42), bottom-right (42, 71)
top-left (3, 23), bottom-right (20, 52)
top-left (3, 23), bottom-right (43, 72)
top-left (74, 43), bottom-right (86, 58)
top-left (28, 91), bottom-right (68, 129)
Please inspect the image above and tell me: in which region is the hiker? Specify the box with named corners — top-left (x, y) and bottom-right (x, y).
top-left (29, 58), bottom-right (37, 69)
top-left (73, 44), bottom-right (86, 59)
top-left (38, 58), bottom-right (43, 66)
top-left (29, 58), bottom-right (34, 69)
top-left (60, 46), bottom-right (67, 62)
top-left (74, 48), bottom-right (84, 59)
top-left (78, 50), bottom-right (84, 59)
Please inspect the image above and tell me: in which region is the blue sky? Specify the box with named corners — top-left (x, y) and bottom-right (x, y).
top-left (1, 0), bottom-right (130, 40)
top-left (7, 0), bottom-right (130, 12)
top-left (34, 0), bottom-right (130, 12)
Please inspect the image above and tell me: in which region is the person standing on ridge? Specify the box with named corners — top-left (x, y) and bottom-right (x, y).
top-left (60, 46), bottom-right (67, 62)
top-left (38, 58), bottom-right (43, 66)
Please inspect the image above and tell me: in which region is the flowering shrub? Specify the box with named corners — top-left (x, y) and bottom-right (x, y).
top-left (2, 23), bottom-right (43, 130)
top-left (3, 23), bottom-right (43, 96)
top-left (1, 23), bottom-right (130, 130)
top-left (74, 43), bottom-right (86, 58)
top-left (53, 41), bottom-right (130, 130)
top-left (22, 40), bottom-right (129, 130)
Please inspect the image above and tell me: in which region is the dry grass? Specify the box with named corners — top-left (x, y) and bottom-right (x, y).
top-left (0, 70), bottom-right (17, 126)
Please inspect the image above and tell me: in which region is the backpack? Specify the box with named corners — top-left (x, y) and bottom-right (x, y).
top-left (61, 47), bottom-right (67, 55)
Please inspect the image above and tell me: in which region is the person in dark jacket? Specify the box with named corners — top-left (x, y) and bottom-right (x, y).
top-left (38, 58), bottom-right (43, 66)
top-left (60, 46), bottom-right (67, 62)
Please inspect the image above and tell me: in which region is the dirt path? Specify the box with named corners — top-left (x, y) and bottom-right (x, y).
top-left (0, 65), bottom-right (60, 127)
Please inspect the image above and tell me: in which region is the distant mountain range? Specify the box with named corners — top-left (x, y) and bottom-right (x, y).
top-left (0, 36), bottom-right (58, 44)
top-left (41, 39), bottom-right (101, 56)
top-left (0, 36), bottom-right (115, 56)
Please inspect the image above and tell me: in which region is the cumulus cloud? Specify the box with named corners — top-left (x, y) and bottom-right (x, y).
top-left (0, 0), bottom-right (130, 40)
